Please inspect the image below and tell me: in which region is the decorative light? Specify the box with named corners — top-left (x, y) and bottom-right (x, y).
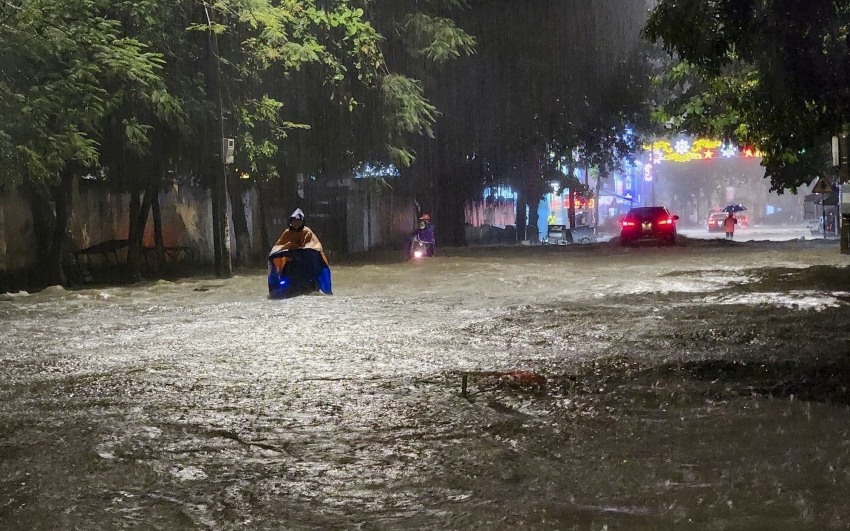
top-left (643, 163), bottom-right (653, 182)
top-left (743, 147), bottom-right (755, 158)
top-left (643, 139), bottom-right (726, 163)
top-left (721, 144), bottom-right (737, 158)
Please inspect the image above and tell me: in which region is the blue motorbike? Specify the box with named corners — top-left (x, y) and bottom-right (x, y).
top-left (267, 248), bottom-right (332, 298)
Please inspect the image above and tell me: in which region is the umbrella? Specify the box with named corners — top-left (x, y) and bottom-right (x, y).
top-left (723, 204), bottom-right (747, 213)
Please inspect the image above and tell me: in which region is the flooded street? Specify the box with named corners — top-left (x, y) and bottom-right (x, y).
top-left (3, 240), bottom-right (850, 530)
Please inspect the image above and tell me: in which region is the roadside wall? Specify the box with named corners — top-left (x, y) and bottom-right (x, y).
top-left (346, 187), bottom-right (417, 253)
top-left (264, 180), bottom-right (417, 255)
top-left (0, 180), bottom-right (263, 290)
top-left (0, 176), bottom-right (413, 291)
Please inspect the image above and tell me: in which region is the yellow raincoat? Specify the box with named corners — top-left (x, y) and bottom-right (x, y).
top-left (269, 226), bottom-right (329, 273)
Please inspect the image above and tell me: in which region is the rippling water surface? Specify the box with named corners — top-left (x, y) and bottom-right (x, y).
top-left (2, 243), bottom-right (850, 530)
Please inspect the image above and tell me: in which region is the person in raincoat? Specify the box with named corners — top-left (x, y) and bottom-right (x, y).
top-left (547, 212), bottom-right (557, 226)
top-left (272, 208), bottom-right (323, 252)
top-left (724, 211), bottom-right (738, 240)
top-left (405, 214), bottom-right (436, 258)
top-left (268, 209), bottom-right (332, 296)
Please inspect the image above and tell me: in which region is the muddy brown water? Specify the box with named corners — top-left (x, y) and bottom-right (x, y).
top-left (2, 242), bottom-right (849, 530)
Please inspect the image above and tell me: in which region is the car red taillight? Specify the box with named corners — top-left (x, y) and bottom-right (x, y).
top-left (621, 219), bottom-right (637, 227)
top-left (657, 217), bottom-right (674, 226)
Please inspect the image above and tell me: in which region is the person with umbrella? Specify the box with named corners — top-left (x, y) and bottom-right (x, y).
top-left (722, 205), bottom-right (745, 240)
top-left (724, 211), bottom-right (738, 240)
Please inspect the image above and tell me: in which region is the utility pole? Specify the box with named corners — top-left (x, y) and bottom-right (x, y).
top-left (837, 134), bottom-right (850, 253)
top-left (204, 4), bottom-right (232, 278)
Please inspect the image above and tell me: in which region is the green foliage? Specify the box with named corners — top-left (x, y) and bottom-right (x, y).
top-left (381, 74), bottom-right (438, 137)
top-left (0, 0), bottom-right (463, 191)
top-left (403, 13), bottom-right (476, 62)
top-left (0, 0), bottom-right (166, 184)
top-left (644, 0), bottom-right (850, 190)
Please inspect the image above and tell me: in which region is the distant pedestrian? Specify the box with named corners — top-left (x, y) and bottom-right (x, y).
top-left (547, 212), bottom-right (556, 226)
top-left (724, 212), bottom-right (737, 240)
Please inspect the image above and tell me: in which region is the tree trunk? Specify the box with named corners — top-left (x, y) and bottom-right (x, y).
top-left (210, 178), bottom-right (223, 275)
top-left (568, 187), bottom-right (576, 229)
top-left (567, 155), bottom-right (576, 228)
top-left (25, 174), bottom-right (72, 288)
top-left (516, 188), bottom-right (527, 242)
top-left (257, 183), bottom-right (270, 254)
top-left (26, 182), bottom-right (54, 286)
top-left (447, 183), bottom-right (467, 247)
top-left (594, 173), bottom-right (602, 231)
top-left (227, 171), bottom-right (252, 266)
top-left (526, 158), bottom-right (543, 243)
top-left (151, 187), bottom-right (166, 273)
top-left (209, 172), bottom-right (232, 277)
top-left (127, 190), bottom-right (141, 282)
top-left (127, 190), bottom-right (142, 282)
top-left (49, 173), bottom-right (73, 286)
top-left (128, 187), bottom-right (154, 283)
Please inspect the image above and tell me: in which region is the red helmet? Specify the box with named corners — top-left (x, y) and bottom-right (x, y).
top-left (420, 213), bottom-right (431, 221)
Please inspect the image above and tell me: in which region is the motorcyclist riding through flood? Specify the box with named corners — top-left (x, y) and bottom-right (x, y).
top-left (405, 213), bottom-right (436, 259)
top-left (267, 208), bottom-right (333, 298)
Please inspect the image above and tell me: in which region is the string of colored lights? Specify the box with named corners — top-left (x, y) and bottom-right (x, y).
top-left (642, 140), bottom-right (762, 163)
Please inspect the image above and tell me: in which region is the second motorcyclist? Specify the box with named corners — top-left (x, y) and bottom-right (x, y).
top-left (405, 214), bottom-right (436, 259)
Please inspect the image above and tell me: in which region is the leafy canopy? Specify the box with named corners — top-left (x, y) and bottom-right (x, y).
top-left (644, 0), bottom-right (850, 190)
top-left (0, 0), bottom-right (173, 185)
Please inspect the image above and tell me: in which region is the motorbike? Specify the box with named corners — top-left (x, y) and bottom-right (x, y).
top-left (409, 236), bottom-right (435, 260)
top-left (267, 248), bottom-right (332, 298)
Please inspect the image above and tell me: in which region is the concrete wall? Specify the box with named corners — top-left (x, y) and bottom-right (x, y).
top-left (0, 176), bottom-right (414, 291)
top-left (346, 187), bottom-right (417, 253)
top-left (0, 180), bottom-right (262, 281)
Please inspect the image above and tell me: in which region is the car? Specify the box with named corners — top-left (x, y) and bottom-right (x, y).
top-left (620, 206), bottom-right (679, 245)
top-left (706, 212), bottom-right (727, 232)
top-left (738, 214), bottom-right (750, 228)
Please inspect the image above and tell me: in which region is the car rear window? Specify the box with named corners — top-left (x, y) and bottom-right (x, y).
top-left (628, 207), bottom-right (668, 220)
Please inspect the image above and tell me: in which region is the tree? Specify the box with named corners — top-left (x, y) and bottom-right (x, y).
top-left (403, 0), bottom-right (652, 244)
top-left (0, 0), bottom-right (175, 286)
top-left (2, 0), bottom-right (454, 284)
top-left (643, 0), bottom-right (850, 191)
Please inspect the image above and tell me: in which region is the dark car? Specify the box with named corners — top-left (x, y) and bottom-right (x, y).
top-left (620, 206), bottom-right (679, 245)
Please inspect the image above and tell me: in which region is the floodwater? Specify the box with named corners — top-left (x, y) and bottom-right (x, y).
top-left (2, 239), bottom-right (850, 530)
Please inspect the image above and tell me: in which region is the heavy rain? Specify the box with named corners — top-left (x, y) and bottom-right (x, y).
top-left (3, 0), bottom-right (850, 530)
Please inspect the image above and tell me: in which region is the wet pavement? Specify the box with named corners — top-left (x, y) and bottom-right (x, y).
top-left (2, 239), bottom-right (850, 530)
